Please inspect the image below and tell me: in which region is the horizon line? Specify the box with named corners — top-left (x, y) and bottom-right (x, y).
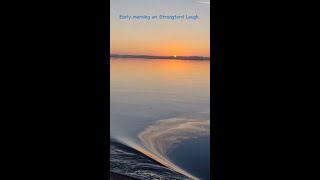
top-left (110, 53), bottom-right (210, 60)
top-left (110, 53), bottom-right (210, 58)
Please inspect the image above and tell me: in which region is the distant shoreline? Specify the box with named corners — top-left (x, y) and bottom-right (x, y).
top-left (110, 54), bottom-right (210, 60)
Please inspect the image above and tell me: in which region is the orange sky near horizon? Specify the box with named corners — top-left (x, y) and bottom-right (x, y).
top-left (110, 0), bottom-right (210, 57)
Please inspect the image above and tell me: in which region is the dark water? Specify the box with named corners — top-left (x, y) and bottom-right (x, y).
top-left (110, 58), bottom-right (210, 180)
top-left (168, 136), bottom-right (210, 180)
top-left (110, 139), bottom-right (190, 180)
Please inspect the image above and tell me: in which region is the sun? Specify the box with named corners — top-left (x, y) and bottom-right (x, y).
top-left (174, 55), bottom-right (177, 58)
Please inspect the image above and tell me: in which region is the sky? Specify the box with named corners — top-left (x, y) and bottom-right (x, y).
top-left (110, 0), bottom-right (210, 57)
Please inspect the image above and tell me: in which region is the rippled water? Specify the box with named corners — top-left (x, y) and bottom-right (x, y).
top-left (110, 58), bottom-right (210, 180)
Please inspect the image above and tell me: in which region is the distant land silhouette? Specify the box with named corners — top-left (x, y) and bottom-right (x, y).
top-left (110, 54), bottom-right (210, 60)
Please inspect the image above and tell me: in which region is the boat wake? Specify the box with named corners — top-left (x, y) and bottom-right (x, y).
top-left (110, 112), bottom-right (210, 180)
top-left (110, 139), bottom-right (190, 180)
top-left (138, 118), bottom-right (210, 161)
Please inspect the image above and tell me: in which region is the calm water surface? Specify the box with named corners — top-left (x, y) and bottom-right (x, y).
top-left (110, 58), bottom-right (210, 180)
